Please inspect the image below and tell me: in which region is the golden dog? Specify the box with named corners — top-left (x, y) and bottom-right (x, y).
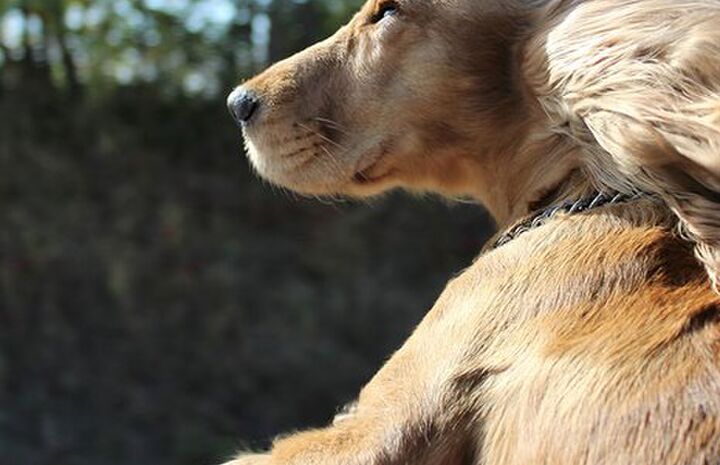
top-left (225, 0), bottom-right (720, 463)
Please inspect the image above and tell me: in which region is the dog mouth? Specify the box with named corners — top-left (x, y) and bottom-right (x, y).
top-left (354, 163), bottom-right (387, 184)
top-left (353, 159), bottom-right (397, 186)
top-left (351, 144), bottom-right (396, 185)
top-left (244, 116), bottom-right (399, 193)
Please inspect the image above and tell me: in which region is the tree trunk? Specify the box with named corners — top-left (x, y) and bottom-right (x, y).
top-left (55, 20), bottom-right (81, 97)
top-left (0, 42), bottom-right (8, 95)
top-left (20, 4), bottom-right (34, 65)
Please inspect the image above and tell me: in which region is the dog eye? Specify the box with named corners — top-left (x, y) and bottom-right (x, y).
top-left (371, 2), bottom-right (399, 23)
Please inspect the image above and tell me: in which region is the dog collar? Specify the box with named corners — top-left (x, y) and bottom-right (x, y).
top-left (492, 191), bottom-right (649, 249)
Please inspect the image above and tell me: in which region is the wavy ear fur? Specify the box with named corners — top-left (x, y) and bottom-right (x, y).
top-left (538, 0), bottom-right (720, 289)
top-left (584, 109), bottom-right (720, 290)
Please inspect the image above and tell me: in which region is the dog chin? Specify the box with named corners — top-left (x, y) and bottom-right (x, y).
top-left (253, 165), bottom-right (351, 196)
top-left (259, 167), bottom-right (397, 198)
top-left (244, 132), bottom-right (401, 197)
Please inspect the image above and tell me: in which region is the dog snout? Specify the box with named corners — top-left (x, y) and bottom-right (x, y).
top-left (227, 87), bottom-right (260, 125)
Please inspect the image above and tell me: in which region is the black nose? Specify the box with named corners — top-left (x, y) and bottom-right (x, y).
top-left (227, 87), bottom-right (260, 125)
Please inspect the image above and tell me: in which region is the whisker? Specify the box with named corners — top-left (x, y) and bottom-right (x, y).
top-left (313, 116), bottom-right (343, 125)
top-left (298, 123), bottom-right (347, 151)
top-left (284, 145), bottom-right (314, 159)
top-left (294, 150), bottom-right (322, 171)
top-left (313, 117), bottom-right (350, 135)
top-left (319, 144), bottom-right (348, 180)
top-left (294, 122), bottom-right (351, 184)
top-left (277, 133), bottom-right (315, 145)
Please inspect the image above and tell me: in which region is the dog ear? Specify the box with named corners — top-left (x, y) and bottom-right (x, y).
top-left (581, 103), bottom-right (720, 291)
top-left (532, 0), bottom-right (720, 289)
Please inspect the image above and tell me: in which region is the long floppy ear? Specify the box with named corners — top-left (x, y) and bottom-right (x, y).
top-left (539, 0), bottom-right (720, 290)
top-left (582, 84), bottom-right (720, 290)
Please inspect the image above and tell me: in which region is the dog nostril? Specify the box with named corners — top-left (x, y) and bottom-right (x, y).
top-left (227, 87), bottom-right (260, 125)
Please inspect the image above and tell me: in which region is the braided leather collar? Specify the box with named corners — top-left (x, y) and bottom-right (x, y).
top-left (492, 191), bottom-right (648, 250)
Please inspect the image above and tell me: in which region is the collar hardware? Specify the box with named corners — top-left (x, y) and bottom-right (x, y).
top-left (492, 191), bottom-right (648, 250)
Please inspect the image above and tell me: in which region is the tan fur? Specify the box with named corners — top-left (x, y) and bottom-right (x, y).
top-left (226, 1), bottom-right (720, 463)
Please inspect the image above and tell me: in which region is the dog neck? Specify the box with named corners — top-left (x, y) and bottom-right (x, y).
top-left (397, 1), bottom-right (592, 228)
top-left (447, 3), bottom-right (593, 229)
top-left (436, 128), bottom-right (591, 229)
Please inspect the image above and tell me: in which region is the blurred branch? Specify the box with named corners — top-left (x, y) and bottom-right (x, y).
top-left (1, 0), bottom-right (360, 99)
top-left (19, 2), bottom-right (33, 63)
top-left (51, 11), bottom-right (81, 96)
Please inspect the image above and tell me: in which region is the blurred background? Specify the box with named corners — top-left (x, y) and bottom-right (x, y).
top-left (0, 1), bottom-right (494, 464)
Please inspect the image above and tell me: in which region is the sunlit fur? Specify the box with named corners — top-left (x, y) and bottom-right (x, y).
top-left (226, 0), bottom-right (720, 463)
top-left (236, 0), bottom-right (720, 287)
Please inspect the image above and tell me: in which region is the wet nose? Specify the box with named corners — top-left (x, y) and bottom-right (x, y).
top-left (227, 87), bottom-right (260, 125)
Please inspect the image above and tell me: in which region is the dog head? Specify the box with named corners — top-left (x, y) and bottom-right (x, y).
top-left (228, 0), bottom-right (532, 199)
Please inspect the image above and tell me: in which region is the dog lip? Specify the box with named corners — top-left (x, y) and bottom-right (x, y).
top-left (351, 144), bottom-right (396, 184)
top-left (352, 158), bottom-right (395, 184)
top-left (353, 167), bottom-right (379, 184)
